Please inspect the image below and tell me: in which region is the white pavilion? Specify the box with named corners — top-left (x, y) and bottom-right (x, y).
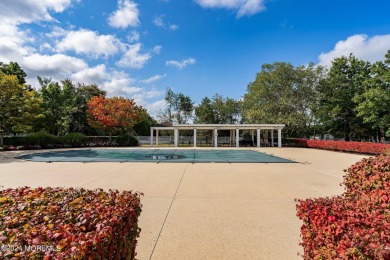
top-left (150, 124), bottom-right (285, 148)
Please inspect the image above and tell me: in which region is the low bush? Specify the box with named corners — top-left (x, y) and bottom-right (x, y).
top-left (344, 155), bottom-right (390, 197)
top-left (296, 155), bottom-right (390, 259)
top-left (296, 192), bottom-right (390, 259)
top-left (115, 134), bottom-right (139, 147)
top-left (0, 187), bottom-right (142, 259)
top-left (4, 133), bottom-right (138, 150)
top-left (290, 138), bottom-right (390, 155)
top-left (60, 133), bottom-right (87, 147)
top-left (28, 131), bottom-right (60, 148)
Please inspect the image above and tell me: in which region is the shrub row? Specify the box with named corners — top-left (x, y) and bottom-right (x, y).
top-left (2, 132), bottom-right (139, 151)
top-left (296, 155), bottom-right (390, 259)
top-left (0, 187), bottom-right (143, 259)
top-left (3, 132), bottom-right (86, 148)
top-left (291, 138), bottom-right (390, 155)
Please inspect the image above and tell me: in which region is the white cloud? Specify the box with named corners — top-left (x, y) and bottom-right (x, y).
top-left (127, 30), bottom-right (140, 43)
top-left (0, 0), bottom-right (165, 114)
top-left (39, 43), bottom-right (54, 52)
top-left (0, 0), bottom-right (74, 25)
top-left (71, 65), bottom-right (143, 97)
top-left (0, 27), bottom-right (30, 62)
top-left (133, 90), bottom-right (161, 101)
top-left (141, 74), bottom-right (167, 83)
top-left (104, 76), bottom-right (142, 96)
top-left (142, 99), bottom-right (166, 117)
top-left (154, 16), bottom-right (179, 31)
top-left (0, 1), bottom-right (75, 65)
top-left (194, 0), bottom-right (266, 17)
top-left (154, 17), bottom-right (165, 27)
top-left (22, 53), bottom-right (88, 85)
top-left (169, 24), bottom-right (179, 31)
top-left (166, 57), bottom-right (196, 69)
top-left (318, 34), bottom-right (390, 66)
top-left (56, 29), bottom-right (122, 58)
top-left (153, 45), bottom-right (162, 54)
top-left (117, 43), bottom-right (151, 69)
top-left (108, 0), bottom-right (140, 29)
top-left (45, 26), bottom-right (68, 38)
top-left (71, 64), bottom-right (108, 84)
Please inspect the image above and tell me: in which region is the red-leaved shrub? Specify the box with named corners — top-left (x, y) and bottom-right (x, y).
top-left (0, 187), bottom-right (142, 259)
top-left (344, 156), bottom-right (390, 198)
top-left (291, 139), bottom-right (390, 155)
top-left (296, 155), bottom-right (390, 259)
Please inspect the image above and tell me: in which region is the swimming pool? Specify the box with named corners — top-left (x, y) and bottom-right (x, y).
top-left (18, 149), bottom-right (295, 163)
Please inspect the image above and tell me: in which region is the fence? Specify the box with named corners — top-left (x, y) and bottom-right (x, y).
top-left (136, 136), bottom-right (238, 145)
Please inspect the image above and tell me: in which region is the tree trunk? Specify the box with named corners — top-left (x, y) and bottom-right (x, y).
top-left (0, 125), bottom-right (3, 146)
top-left (344, 122), bottom-right (350, 141)
top-left (377, 127), bottom-right (381, 143)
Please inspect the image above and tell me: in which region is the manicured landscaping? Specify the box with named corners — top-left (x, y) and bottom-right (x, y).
top-left (0, 187), bottom-right (142, 259)
top-left (291, 138), bottom-right (390, 155)
top-left (296, 155), bottom-right (390, 259)
top-left (1, 132), bottom-right (139, 151)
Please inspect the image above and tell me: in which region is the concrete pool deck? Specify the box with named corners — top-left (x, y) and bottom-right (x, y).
top-left (0, 147), bottom-right (368, 259)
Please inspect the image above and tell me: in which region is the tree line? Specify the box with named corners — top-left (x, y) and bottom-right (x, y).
top-left (0, 63), bottom-right (155, 144)
top-left (1, 50), bottom-right (389, 142)
top-left (159, 51), bottom-right (390, 141)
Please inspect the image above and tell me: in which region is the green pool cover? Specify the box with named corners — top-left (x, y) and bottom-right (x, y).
top-left (19, 149), bottom-right (295, 163)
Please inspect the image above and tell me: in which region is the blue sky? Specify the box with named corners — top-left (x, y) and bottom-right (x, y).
top-left (1, 0), bottom-right (390, 117)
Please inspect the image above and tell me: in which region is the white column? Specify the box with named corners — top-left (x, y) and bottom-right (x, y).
top-left (257, 129), bottom-right (260, 148)
top-left (251, 130), bottom-right (254, 143)
top-left (174, 128), bottom-right (179, 147)
top-left (156, 130), bottom-right (159, 146)
top-left (193, 129), bottom-right (197, 147)
top-left (236, 129), bottom-right (239, 147)
top-left (214, 129), bottom-right (218, 148)
top-left (271, 130), bottom-right (274, 147)
top-left (211, 130), bottom-right (214, 146)
top-left (150, 128), bottom-right (154, 146)
top-left (278, 129), bottom-right (282, 148)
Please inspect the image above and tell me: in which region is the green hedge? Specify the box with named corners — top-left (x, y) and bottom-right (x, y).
top-left (4, 131), bottom-right (59, 148)
top-left (3, 132), bottom-right (139, 149)
top-left (115, 134), bottom-right (139, 147)
top-left (59, 133), bottom-right (87, 147)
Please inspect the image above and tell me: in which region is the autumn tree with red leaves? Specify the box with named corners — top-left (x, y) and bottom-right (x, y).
top-left (87, 95), bottom-right (145, 138)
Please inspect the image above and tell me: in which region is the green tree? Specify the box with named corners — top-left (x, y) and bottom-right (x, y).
top-left (71, 83), bottom-right (106, 134)
top-left (38, 78), bottom-right (106, 135)
top-left (242, 62), bottom-right (325, 137)
top-left (194, 94), bottom-right (241, 124)
top-left (38, 77), bottom-right (67, 135)
top-left (0, 73), bottom-right (43, 144)
top-left (354, 51), bottom-right (390, 139)
top-left (133, 111), bottom-right (157, 135)
top-left (316, 54), bottom-right (371, 141)
top-left (0, 62), bottom-right (27, 84)
top-left (194, 97), bottom-right (215, 123)
top-left (158, 87), bottom-right (194, 124)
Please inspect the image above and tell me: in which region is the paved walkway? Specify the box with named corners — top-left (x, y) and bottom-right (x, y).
top-left (0, 148), bottom-right (367, 259)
